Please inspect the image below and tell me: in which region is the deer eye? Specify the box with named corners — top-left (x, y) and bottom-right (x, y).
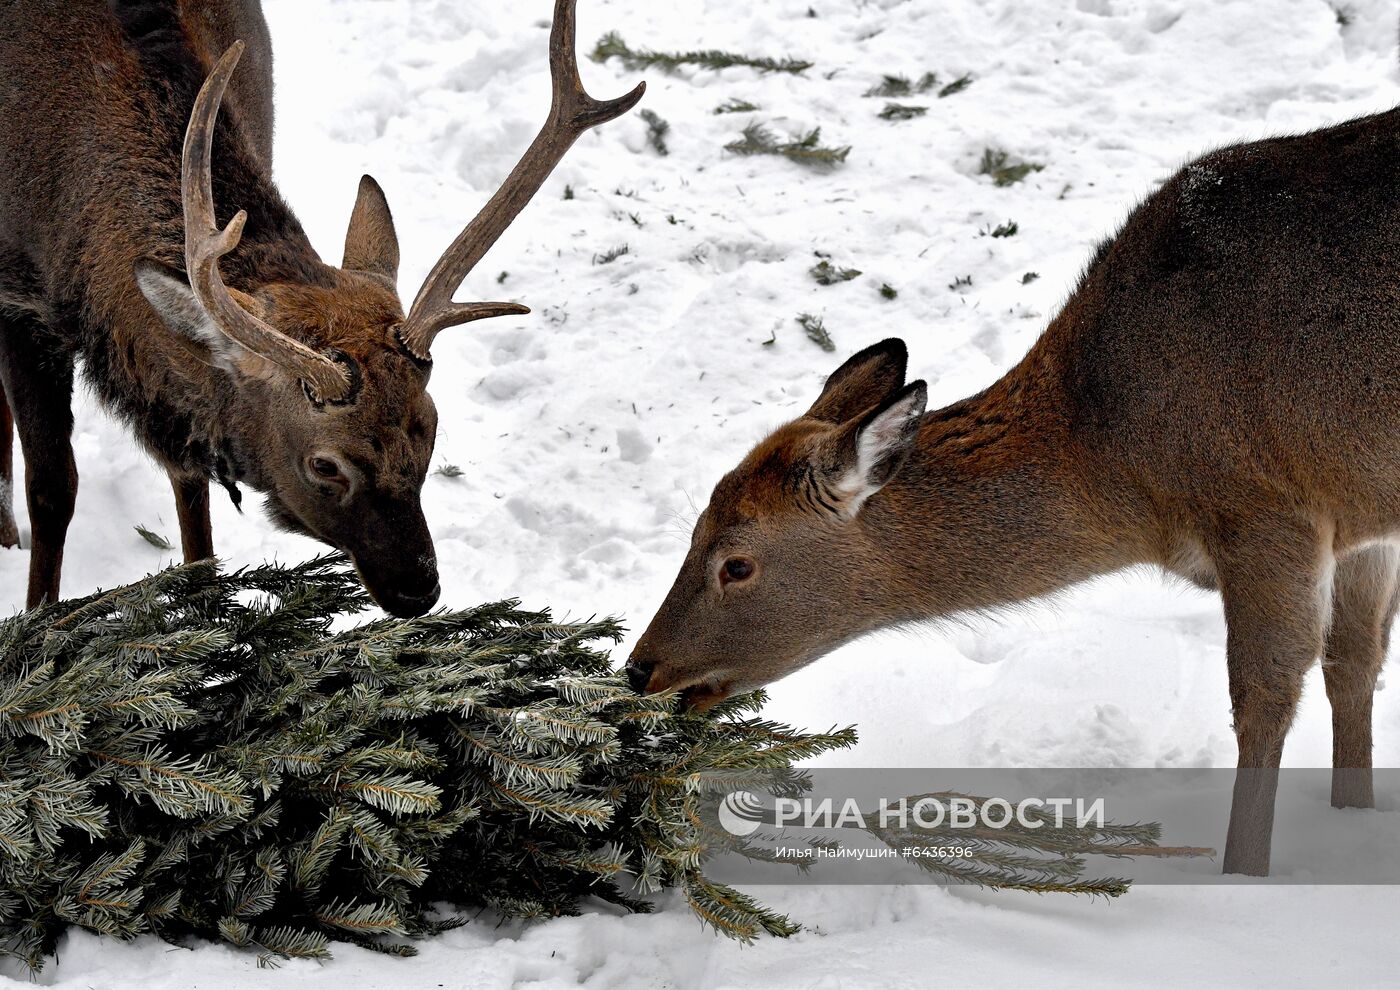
top-left (721, 557), bottom-right (755, 585)
top-left (306, 455), bottom-right (349, 488)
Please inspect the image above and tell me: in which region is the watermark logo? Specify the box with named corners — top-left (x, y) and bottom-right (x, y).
top-left (718, 790), bottom-right (766, 836)
top-left (716, 791), bottom-right (1108, 834)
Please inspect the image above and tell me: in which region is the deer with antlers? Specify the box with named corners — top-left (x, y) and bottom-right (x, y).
top-left (0, 0), bottom-right (641, 615)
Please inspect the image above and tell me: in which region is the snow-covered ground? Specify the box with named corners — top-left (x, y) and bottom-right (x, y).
top-left (4, 0), bottom-right (1400, 985)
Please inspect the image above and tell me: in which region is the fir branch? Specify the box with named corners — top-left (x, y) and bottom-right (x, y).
top-left (714, 98), bottom-right (760, 114)
top-left (796, 313), bottom-right (835, 352)
top-left (591, 32), bottom-right (812, 75)
top-left (592, 244), bottom-right (630, 265)
top-left (810, 259), bottom-right (862, 285)
top-left (638, 109), bottom-right (670, 156)
top-left (863, 72), bottom-right (938, 97)
top-left (134, 525), bottom-right (174, 551)
top-left (878, 103), bottom-right (927, 121)
top-left (979, 147), bottom-right (1045, 187)
top-left (726, 123), bottom-right (850, 169)
top-left (938, 73), bottom-right (973, 98)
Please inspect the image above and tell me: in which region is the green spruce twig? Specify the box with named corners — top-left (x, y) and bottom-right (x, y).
top-left (797, 313), bottom-right (835, 351)
top-left (979, 147), bottom-right (1045, 187)
top-left (714, 98), bottom-right (761, 114)
top-left (856, 792), bottom-right (1212, 895)
top-left (638, 109), bottom-right (670, 156)
top-left (810, 259), bottom-right (862, 285)
top-left (726, 124), bottom-right (850, 169)
top-left (592, 32), bottom-right (812, 75)
top-left (863, 72), bottom-right (938, 97)
top-left (135, 525), bottom-right (174, 550)
top-left (593, 244), bottom-right (631, 265)
top-left (878, 103), bottom-right (928, 121)
top-left (938, 74), bottom-right (973, 98)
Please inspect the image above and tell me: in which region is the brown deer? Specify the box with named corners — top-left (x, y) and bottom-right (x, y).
top-left (627, 109), bottom-right (1400, 876)
top-left (0, 0), bottom-right (641, 615)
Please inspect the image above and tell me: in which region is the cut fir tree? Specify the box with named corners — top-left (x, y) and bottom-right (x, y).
top-left (0, 556), bottom-right (850, 968)
top-left (0, 557), bottom-right (1199, 971)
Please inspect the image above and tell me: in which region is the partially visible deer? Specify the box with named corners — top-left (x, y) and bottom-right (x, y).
top-left (628, 108), bottom-right (1400, 876)
top-left (0, 0), bottom-right (641, 614)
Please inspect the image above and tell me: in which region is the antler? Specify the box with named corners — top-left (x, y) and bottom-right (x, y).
top-left (398, 0), bottom-right (645, 360)
top-left (183, 42), bottom-right (352, 401)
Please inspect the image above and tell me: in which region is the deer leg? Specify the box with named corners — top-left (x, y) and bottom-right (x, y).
top-left (0, 381), bottom-right (17, 548)
top-left (1322, 545), bottom-right (1399, 810)
top-left (1211, 518), bottom-right (1329, 876)
top-left (0, 319), bottom-right (76, 607)
top-left (169, 473), bottom-right (214, 563)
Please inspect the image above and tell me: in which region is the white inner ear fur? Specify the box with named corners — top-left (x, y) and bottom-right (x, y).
top-left (135, 264), bottom-right (259, 375)
top-left (833, 392), bottom-right (924, 517)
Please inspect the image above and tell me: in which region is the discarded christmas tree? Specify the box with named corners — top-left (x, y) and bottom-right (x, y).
top-left (0, 556), bottom-right (854, 969)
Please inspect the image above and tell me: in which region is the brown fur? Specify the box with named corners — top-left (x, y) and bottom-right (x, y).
top-left (632, 108), bottom-right (1400, 876)
top-left (0, 0), bottom-right (636, 616)
top-left (0, 1), bottom-right (443, 615)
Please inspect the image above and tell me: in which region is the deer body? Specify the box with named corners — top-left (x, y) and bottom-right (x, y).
top-left (631, 107), bottom-right (1400, 876)
top-left (0, 0), bottom-right (641, 612)
top-left (1, 0), bottom-right (307, 573)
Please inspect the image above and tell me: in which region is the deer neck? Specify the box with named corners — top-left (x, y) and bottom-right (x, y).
top-left (860, 364), bottom-right (1144, 621)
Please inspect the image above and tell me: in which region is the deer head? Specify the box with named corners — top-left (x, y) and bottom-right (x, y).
top-left (627, 340), bottom-right (928, 709)
top-left (135, 3), bottom-right (643, 617)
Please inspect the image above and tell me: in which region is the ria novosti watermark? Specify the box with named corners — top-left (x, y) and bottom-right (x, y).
top-left (699, 769), bottom-right (1400, 885)
top-left (720, 790), bottom-right (1105, 834)
top-left (719, 789), bottom-right (1109, 864)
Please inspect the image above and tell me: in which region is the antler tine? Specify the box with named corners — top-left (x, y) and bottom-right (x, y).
top-left (183, 42), bottom-right (352, 401)
top-left (399, 0), bottom-right (645, 360)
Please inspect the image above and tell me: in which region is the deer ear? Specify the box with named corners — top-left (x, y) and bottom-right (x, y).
top-left (342, 174), bottom-right (400, 281)
top-left (820, 380), bottom-right (927, 517)
top-left (806, 338), bottom-right (908, 423)
top-left (135, 260), bottom-right (277, 380)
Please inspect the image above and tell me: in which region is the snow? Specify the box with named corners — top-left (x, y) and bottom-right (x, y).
top-left (4, 0), bottom-right (1400, 985)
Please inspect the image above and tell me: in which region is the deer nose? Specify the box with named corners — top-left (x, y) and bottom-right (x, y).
top-left (625, 659), bottom-right (655, 694)
top-left (379, 581), bottom-right (441, 619)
